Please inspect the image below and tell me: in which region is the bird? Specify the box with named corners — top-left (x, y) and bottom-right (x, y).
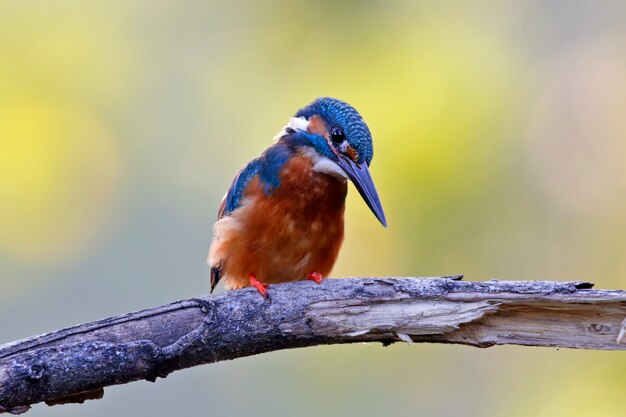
top-left (207, 97), bottom-right (386, 299)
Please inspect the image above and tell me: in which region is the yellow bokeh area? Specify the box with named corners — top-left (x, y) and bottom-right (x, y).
top-left (337, 16), bottom-right (525, 276)
top-left (0, 100), bottom-right (120, 264)
top-left (0, 2), bottom-right (128, 273)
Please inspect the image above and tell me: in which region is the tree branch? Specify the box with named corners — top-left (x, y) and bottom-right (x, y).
top-left (2, 277), bottom-right (626, 414)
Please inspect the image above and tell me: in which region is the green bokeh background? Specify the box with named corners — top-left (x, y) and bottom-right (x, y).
top-left (2, 1), bottom-right (626, 416)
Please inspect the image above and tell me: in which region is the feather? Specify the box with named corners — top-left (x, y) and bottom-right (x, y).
top-left (220, 161), bottom-right (261, 219)
top-left (209, 157), bottom-right (264, 290)
top-left (210, 265), bottom-right (221, 293)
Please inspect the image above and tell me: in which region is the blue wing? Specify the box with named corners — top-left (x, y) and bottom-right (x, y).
top-left (217, 142), bottom-right (293, 219)
top-left (210, 142), bottom-right (294, 292)
top-left (211, 159), bottom-right (260, 292)
top-left (217, 159), bottom-right (261, 219)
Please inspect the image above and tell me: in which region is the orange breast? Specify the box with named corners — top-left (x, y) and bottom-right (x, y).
top-left (210, 155), bottom-right (347, 289)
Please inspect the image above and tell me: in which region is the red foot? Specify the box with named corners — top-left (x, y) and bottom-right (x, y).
top-left (249, 276), bottom-right (269, 299)
top-left (307, 272), bottom-right (324, 285)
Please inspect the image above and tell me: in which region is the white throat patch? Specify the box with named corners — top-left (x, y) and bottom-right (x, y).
top-left (273, 116), bottom-right (309, 142)
top-left (299, 147), bottom-right (348, 180)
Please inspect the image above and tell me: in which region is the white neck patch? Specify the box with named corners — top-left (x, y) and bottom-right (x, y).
top-left (273, 116), bottom-right (309, 142)
top-left (299, 147), bottom-right (348, 180)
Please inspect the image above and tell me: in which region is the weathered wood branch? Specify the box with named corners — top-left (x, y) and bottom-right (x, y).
top-left (2, 277), bottom-right (626, 414)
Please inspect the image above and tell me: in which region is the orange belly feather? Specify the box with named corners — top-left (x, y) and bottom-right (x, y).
top-left (209, 155), bottom-right (348, 289)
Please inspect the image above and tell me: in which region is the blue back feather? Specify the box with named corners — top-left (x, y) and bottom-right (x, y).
top-left (219, 142), bottom-right (294, 218)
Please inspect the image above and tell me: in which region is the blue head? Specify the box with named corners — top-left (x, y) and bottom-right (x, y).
top-left (295, 97), bottom-right (374, 165)
top-left (277, 97), bottom-right (386, 226)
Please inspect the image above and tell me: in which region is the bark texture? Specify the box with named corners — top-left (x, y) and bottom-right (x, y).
top-left (1, 277), bottom-right (626, 414)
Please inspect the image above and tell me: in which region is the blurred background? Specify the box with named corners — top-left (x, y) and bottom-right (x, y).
top-left (1, 0), bottom-right (626, 416)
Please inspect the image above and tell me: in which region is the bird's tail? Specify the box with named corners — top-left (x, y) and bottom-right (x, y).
top-left (210, 265), bottom-right (222, 293)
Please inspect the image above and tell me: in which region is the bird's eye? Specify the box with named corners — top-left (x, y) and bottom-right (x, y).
top-left (330, 126), bottom-right (345, 143)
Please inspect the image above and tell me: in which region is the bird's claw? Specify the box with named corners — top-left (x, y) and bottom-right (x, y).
top-left (307, 272), bottom-right (324, 285)
top-left (249, 276), bottom-right (270, 301)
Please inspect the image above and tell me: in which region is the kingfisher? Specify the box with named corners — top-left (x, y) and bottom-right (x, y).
top-left (207, 97), bottom-right (386, 299)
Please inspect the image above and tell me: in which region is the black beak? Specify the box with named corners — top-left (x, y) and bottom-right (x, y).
top-left (336, 155), bottom-right (387, 227)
